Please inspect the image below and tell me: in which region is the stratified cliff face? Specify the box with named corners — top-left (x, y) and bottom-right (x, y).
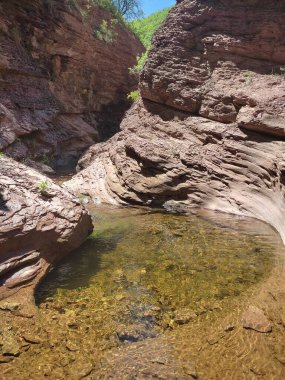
top-left (141, 0), bottom-right (285, 134)
top-left (0, 0), bottom-right (143, 172)
top-left (65, 0), bottom-right (285, 242)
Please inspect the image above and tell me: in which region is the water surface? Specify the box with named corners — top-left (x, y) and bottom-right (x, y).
top-left (7, 207), bottom-right (285, 379)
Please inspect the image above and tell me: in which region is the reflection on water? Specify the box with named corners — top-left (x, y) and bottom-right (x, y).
top-left (7, 207), bottom-right (285, 379)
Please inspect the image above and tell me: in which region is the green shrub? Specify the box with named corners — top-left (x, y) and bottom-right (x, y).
top-left (127, 90), bottom-right (140, 102)
top-left (95, 19), bottom-right (117, 43)
top-left (128, 8), bottom-right (171, 75)
top-left (96, 0), bottom-right (122, 18)
top-left (78, 194), bottom-right (87, 205)
top-left (129, 50), bottom-right (148, 76)
top-left (38, 180), bottom-right (49, 195)
top-left (65, 0), bottom-right (123, 24)
top-left (0, 151), bottom-right (4, 157)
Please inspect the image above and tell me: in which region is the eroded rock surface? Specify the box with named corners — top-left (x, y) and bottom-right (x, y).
top-left (141, 0), bottom-right (285, 136)
top-left (66, 0), bottom-right (285, 243)
top-left (0, 155), bottom-right (93, 301)
top-left (0, 0), bottom-right (143, 171)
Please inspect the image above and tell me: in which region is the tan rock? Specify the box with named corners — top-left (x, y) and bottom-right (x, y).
top-left (0, 328), bottom-right (20, 356)
top-left (241, 306), bottom-right (272, 333)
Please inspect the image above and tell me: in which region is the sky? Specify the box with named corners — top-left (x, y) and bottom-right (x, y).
top-left (141, 0), bottom-right (176, 17)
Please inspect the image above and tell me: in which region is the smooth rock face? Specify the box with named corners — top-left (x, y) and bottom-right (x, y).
top-left (241, 306), bottom-right (272, 333)
top-left (65, 0), bottom-right (285, 243)
top-left (0, 1), bottom-right (143, 171)
top-left (0, 156), bottom-right (93, 300)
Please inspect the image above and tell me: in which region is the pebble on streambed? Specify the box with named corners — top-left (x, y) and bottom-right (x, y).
top-left (241, 305), bottom-right (272, 333)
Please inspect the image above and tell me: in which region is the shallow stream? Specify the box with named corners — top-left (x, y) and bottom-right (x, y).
top-left (3, 207), bottom-right (285, 379)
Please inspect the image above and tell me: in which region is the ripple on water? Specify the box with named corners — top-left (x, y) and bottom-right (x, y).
top-left (8, 207), bottom-right (284, 379)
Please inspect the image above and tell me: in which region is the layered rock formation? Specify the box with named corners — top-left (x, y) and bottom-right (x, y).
top-left (0, 155), bottom-right (93, 301)
top-left (66, 0), bottom-right (285, 243)
top-left (0, 0), bottom-right (143, 172)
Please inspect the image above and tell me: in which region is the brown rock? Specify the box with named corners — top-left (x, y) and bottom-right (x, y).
top-left (0, 156), bottom-right (93, 301)
top-left (65, 0), bottom-right (285, 245)
top-left (65, 99), bottom-right (285, 244)
top-left (174, 309), bottom-right (197, 325)
top-left (0, 328), bottom-right (20, 356)
top-left (141, 0), bottom-right (285, 136)
top-left (224, 325), bottom-right (235, 332)
top-left (241, 306), bottom-right (272, 333)
top-left (22, 334), bottom-right (42, 345)
top-left (0, 1), bottom-right (143, 171)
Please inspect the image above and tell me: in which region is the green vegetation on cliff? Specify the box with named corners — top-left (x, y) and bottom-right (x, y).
top-left (129, 8), bottom-right (171, 76)
top-left (65, 0), bottom-right (142, 21)
top-left (129, 7), bottom-right (171, 49)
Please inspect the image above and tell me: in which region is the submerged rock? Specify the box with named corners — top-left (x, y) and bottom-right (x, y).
top-left (241, 305), bottom-right (272, 333)
top-left (0, 329), bottom-right (20, 357)
top-left (0, 156), bottom-right (93, 301)
top-left (93, 338), bottom-right (198, 379)
top-left (174, 309), bottom-right (197, 325)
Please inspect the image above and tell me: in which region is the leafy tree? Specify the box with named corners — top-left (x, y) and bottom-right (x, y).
top-left (112, 0), bottom-right (143, 20)
top-left (65, 0), bottom-right (143, 21)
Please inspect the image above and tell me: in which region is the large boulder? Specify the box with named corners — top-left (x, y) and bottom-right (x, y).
top-left (65, 0), bottom-right (285, 243)
top-left (0, 156), bottom-right (93, 301)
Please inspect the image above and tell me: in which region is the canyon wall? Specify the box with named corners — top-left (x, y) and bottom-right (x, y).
top-left (0, 0), bottom-right (143, 172)
top-left (66, 0), bottom-right (285, 242)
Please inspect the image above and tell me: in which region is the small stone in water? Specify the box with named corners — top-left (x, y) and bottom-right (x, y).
top-left (22, 334), bottom-right (42, 344)
top-left (67, 321), bottom-right (78, 329)
top-left (224, 324), bottom-right (235, 332)
top-left (0, 302), bottom-right (21, 311)
top-left (115, 294), bottom-right (126, 301)
top-left (241, 305), bottom-right (272, 333)
top-left (174, 309), bottom-right (197, 325)
top-left (183, 362), bottom-right (199, 379)
top-left (0, 355), bottom-right (14, 363)
top-left (1, 329), bottom-right (20, 356)
top-left (66, 342), bottom-right (78, 352)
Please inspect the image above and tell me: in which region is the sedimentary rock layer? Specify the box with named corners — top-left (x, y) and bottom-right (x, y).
top-left (65, 0), bottom-right (285, 242)
top-left (0, 0), bottom-right (143, 171)
top-left (0, 156), bottom-right (93, 300)
top-left (141, 0), bottom-right (285, 136)
top-left (66, 100), bottom-right (285, 242)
